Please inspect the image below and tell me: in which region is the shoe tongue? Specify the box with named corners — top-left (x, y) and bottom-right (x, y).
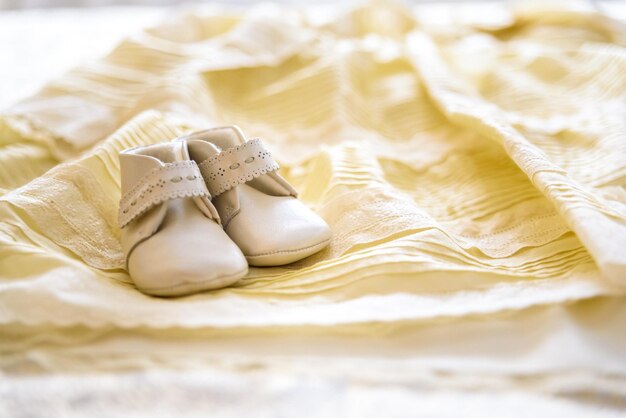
top-left (119, 142), bottom-right (181, 195)
top-left (186, 139), bottom-right (222, 163)
top-left (183, 126), bottom-right (246, 150)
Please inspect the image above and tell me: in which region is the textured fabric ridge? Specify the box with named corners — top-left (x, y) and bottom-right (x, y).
top-left (0, 2), bottom-right (625, 383)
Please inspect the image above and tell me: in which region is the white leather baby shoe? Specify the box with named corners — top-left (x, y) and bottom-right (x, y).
top-left (180, 126), bottom-right (332, 266)
top-left (119, 140), bottom-right (248, 297)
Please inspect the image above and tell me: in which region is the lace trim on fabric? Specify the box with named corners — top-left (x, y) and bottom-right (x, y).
top-left (198, 138), bottom-right (280, 197)
top-left (118, 160), bottom-right (210, 228)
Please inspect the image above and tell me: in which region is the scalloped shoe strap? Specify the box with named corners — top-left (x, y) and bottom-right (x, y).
top-left (197, 138), bottom-right (281, 197)
top-left (119, 160), bottom-right (210, 228)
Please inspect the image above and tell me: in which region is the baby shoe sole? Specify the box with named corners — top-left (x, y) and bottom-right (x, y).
top-left (136, 267), bottom-right (248, 297)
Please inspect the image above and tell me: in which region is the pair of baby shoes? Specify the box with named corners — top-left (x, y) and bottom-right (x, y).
top-left (118, 126), bottom-right (331, 296)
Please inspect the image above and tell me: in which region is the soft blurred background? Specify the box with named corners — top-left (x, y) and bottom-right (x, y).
top-left (0, 0), bottom-right (617, 8)
top-left (0, 0), bottom-right (622, 110)
top-left (4, 0), bottom-right (510, 8)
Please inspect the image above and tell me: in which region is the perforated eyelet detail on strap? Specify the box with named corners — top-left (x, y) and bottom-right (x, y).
top-left (119, 160), bottom-right (210, 228)
top-left (198, 138), bottom-right (280, 197)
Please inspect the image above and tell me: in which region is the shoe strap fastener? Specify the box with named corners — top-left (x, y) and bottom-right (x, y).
top-left (198, 138), bottom-right (280, 198)
top-left (119, 160), bottom-right (210, 228)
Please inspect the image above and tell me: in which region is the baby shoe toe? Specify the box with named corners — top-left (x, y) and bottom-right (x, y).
top-left (128, 206), bottom-right (248, 296)
top-left (226, 189), bottom-right (331, 266)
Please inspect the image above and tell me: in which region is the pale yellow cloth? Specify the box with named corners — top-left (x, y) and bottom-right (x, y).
top-left (0, 0), bottom-right (625, 387)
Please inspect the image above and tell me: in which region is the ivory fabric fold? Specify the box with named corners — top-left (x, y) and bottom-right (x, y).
top-left (0, 0), bottom-right (625, 389)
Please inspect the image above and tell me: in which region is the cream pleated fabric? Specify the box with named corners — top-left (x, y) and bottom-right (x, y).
top-left (0, 0), bottom-right (625, 395)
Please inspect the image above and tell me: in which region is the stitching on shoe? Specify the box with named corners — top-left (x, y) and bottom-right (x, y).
top-left (121, 161), bottom-right (199, 206)
top-left (221, 207), bottom-right (241, 230)
top-left (246, 239), bottom-right (330, 258)
top-left (119, 161), bottom-right (210, 228)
